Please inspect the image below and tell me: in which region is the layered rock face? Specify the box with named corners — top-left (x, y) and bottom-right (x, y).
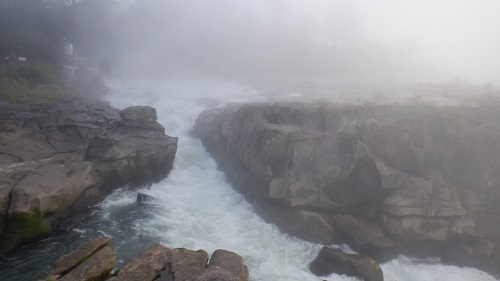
top-left (0, 100), bottom-right (177, 252)
top-left (193, 102), bottom-right (500, 276)
top-left (46, 237), bottom-right (249, 281)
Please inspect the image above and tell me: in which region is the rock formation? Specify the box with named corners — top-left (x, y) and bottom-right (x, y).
top-left (192, 102), bottom-right (500, 277)
top-left (46, 237), bottom-right (249, 281)
top-left (0, 99), bottom-right (177, 252)
top-left (309, 246), bottom-right (383, 281)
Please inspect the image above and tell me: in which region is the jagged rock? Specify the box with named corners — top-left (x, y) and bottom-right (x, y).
top-left (309, 246), bottom-right (383, 281)
top-left (253, 201), bottom-right (337, 244)
top-left (48, 237), bottom-right (111, 278)
top-left (46, 237), bottom-right (115, 281)
top-left (58, 244), bottom-right (115, 281)
top-left (0, 99), bottom-right (178, 252)
top-left (331, 215), bottom-right (393, 253)
top-left (136, 193), bottom-right (155, 203)
top-left (192, 103), bottom-right (384, 212)
top-left (120, 106), bottom-right (165, 132)
top-left (47, 238), bottom-right (251, 281)
top-left (116, 243), bottom-right (172, 281)
top-left (193, 266), bottom-right (238, 281)
top-left (207, 249), bottom-right (249, 281)
top-left (170, 248), bottom-right (209, 281)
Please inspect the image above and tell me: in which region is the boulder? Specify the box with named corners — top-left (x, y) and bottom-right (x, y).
top-left (136, 193), bottom-right (155, 203)
top-left (309, 246), bottom-right (383, 281)
top-left (170, 248), bottom-right (209, 281)
top-left (46, 237), bottom-right (115, 281)
top-left (120, 106), bottom-right (165, 132)
top-left (116, 243), bottom-right (172, 281)
top-left (331, 215), bottom-right (393, 253)
top-left (207, 249), bottom-right (249, 281)
top-left (48, 237), bottom-right (111, 278)
top-left (193, 266), bottom-right (239, 281)
top-left (58, 244), bottom-right (115, 281)
top-left (47, 238), bottom-right (251, 281)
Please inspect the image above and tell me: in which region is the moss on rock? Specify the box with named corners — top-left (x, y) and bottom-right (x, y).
top-left (3, 210), bottom-right (49, 250)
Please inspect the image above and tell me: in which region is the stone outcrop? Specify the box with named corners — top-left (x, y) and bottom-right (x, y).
top-left (309, 246), bottom-right (383, 281)
top-left (48, 237), bottom-right (249, 281)
top-left (192, 102), bottom-right (500, 277)
top-left (0, 99), bottom-right (177, 252)
top-left (47, 237), bottom-right (115, 281)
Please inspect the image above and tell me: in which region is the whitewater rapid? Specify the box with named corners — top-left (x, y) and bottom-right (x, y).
top-left (97, 79), bottom-right (497, 281)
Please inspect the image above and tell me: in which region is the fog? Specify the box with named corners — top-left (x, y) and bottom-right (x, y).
top-left (102, 0), bottom-right (500, 85)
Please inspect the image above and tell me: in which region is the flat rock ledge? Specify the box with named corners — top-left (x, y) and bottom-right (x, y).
top-left (46, 237), bottom-right (249, 281)
top-left (192, 102), bottom-right (500, 277)
top-left (0, 99), bottom-right (178, 252)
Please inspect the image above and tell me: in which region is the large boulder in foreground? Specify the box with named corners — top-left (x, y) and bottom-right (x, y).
top-left (0, 100), bottom-right (177, 252)
top-left (309, 246), bottom-right (383, 281)
top-left (52, 238), bottom-right (249, 281)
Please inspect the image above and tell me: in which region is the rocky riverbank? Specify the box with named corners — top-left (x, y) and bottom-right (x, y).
top-left (193, 101), bottom-right (500, 278)
top-left (0, 99), bottom-right (177, 252)
top-left (45, 237), bottom-right (249, 281)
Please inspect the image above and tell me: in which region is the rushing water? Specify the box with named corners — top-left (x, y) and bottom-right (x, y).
top-left (0, 79), bottom-right (498, 281)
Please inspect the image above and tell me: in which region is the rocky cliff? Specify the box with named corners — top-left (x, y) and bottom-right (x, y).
top-left (0, 99), bottom-right (177, 252)
top-left (192, 101), bottom-right (500, 277)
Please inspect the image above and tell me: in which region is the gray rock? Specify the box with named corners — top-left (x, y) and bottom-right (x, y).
top-left (207, 249), bottom-right (249, 281)
top-left (171, 248), bottom-right (209, 281)
top-left (331, 215), bottom-right (393, 252)
top-left (136, 193), bottom-right (155, 203)
top-left (193, 266), bottom-right (239, 281)
top-left (116, 243), bottom-right (172, 281)
top-left (48, 237), bottom-right (111, 278)
top-left (309, 246), bottom-right (383, 281)
top-left (58, 244), bottom-right (115, 281)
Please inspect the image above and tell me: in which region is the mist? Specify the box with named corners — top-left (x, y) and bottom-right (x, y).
top-left (97, 0), bottom-right (500, 85)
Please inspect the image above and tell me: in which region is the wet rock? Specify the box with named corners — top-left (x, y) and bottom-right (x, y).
top-left (309, 246), bottom-right (383, 281)
top-left (48, 237), bottom-right (111, 278)
top-left (120, 106), bottom-right (165, 132)
top-left (171, 248), bottom-right (209, 281)
top-left (207, 249), bottom-right (249, 281)
top-left (193, 266), bottom-right (239, 281)
top-left (136, 193), bottom-right (155, 203)
top-left (47, 238), bottom-right (251, 281)
top-left (116, 243), bottom-right (172, 281)
top-left (331, 215), bottom-right (393, 253)
top-left (58, 244), bottom-right (115, 281)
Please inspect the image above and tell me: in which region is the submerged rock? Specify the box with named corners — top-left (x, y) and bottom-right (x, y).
top-left (136, 192), bottom-right (155, 203)
top-left (0, 99), bottom-right (178, 252)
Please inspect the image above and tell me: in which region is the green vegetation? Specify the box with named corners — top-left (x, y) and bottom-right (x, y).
top-left (4, 210), bottom-right (49, 249)
top-left (0, 63), bottom-right (65, 103)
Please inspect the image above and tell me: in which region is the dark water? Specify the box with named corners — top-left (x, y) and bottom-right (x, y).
top-left (0, 190), bottom-right (157, 281)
